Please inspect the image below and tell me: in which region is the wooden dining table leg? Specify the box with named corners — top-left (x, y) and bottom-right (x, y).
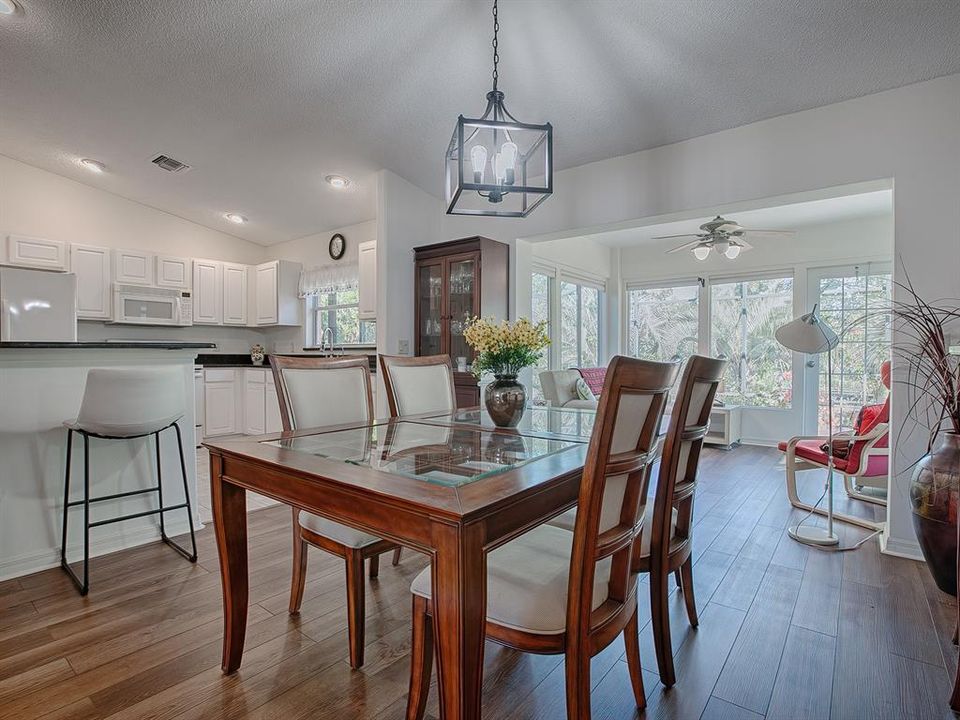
top-left (430, 522), bottom-right (486, 720)
top-left (210, 452), bottom-right (249, 674)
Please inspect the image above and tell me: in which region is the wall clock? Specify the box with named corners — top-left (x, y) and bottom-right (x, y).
top-left (328, 233), bottom-right (346, 260)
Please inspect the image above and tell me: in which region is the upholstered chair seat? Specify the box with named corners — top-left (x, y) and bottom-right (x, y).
top-left (297, 511), bottom-right (382, 549)
top-left (411, 524), bottom-right (612, 635)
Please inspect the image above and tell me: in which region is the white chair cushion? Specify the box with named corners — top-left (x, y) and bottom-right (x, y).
top-left (68, 368), bottom-right (185, 437)
top-left (547, 504), bottom-right (678, 557)
top-left (411, 524), bottom-right (611, 635)
top-left (389, 364), bottom-right (454, 416)
top-left (638, 504), bottom-right (679, 556)
top-left (298, 510), bottom-right (381, 549)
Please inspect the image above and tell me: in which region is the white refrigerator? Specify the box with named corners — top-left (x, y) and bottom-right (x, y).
top-left (0, 266), bottom-right (78, 342)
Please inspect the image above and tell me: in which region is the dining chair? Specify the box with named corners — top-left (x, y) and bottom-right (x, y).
top-left (269, 355), bottom-right (402, 669)
top-left (632, 354), bottom-right (726, 687)
top-left (405, 355), bottom-right (680, 720)
top-left (378, 354), bottom-right (457, 417)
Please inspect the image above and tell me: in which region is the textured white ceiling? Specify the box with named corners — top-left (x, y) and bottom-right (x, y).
top-left (1, 1), bottom-right (957, 246)
top-left (585, 190), bottom-right (894, 247)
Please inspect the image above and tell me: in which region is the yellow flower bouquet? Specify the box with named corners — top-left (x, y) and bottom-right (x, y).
top-left (463, 316), bottom-right (550, 379)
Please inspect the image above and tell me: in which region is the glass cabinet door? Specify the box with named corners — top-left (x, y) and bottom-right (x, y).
top-left (446, 254), bottom-right (478, 363)
top-left (418, 261), bottom-right (444, 356)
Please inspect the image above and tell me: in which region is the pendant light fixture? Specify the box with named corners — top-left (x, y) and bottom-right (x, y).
top-left (445, 0), bottom-right (553, 217)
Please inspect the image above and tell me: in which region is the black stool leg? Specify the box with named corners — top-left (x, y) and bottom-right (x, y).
top-left (61, 430), bottom-right (91, 595)
top-left (155, 431), bottom-right (167, 541)
top-left (159, 423), bottom-right (198, 562)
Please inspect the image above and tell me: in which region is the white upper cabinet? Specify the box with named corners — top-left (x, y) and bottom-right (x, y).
top-left (156, 256), bottom-right (192, 289)
top-left (113, 249), bottom-right (155, 286)
top-left (254, 260), bottom-right (301, 326)
top-left (193, 259), bottom-right (223, 325)
top-left (70, 244), bottom-right (112, 319)
top-left (358, 240), bottom-right (377, 320)
top-left (222, 262), bottom-right (248, 326)
top-left (7, 235), bottom-right (67, 270)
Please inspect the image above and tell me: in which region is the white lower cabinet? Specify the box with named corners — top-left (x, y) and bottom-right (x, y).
top-left (202, 367), bottom-right (283, 438)
top-left (203, 368), bottom-right (238, 437)
top-left (243, 369), bottom-right (266, 435)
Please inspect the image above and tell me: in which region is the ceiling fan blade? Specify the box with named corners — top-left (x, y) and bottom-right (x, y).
top-left (736, 238), bottom-right (754, 251)
top-left (741, 228), bottom-right (796, 236)
top-left (652, 233), bottom-right (704, 241)
top-left (665, 240), bottom-right (704, 254)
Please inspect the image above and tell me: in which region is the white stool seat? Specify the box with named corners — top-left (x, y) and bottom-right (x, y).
top-left (66, 368), bottom-right (185, 437)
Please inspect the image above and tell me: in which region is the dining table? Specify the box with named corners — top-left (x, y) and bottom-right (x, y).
top-left (205, 403), bottom-right (666, 720)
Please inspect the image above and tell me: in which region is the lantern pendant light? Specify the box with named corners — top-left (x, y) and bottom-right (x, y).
top-left (444, 0), bottom-right (553, 217)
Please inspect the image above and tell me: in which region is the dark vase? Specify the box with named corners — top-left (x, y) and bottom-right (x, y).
top-left (484, 374), bottom-right (526, 428)
top-left (910, 431), bottom-right (960, 595)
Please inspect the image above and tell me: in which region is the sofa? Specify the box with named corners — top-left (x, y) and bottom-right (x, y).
top-left (538, 369), bottom-right (600, 409)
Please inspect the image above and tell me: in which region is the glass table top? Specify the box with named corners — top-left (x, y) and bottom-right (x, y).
top-left (263, 420), bottom-right (583, 487)
top-left (419, 404), bottom-right (598, 440)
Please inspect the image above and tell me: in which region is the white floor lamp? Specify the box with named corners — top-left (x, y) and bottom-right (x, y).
top-left (775, 303), bottom-right (841, 546)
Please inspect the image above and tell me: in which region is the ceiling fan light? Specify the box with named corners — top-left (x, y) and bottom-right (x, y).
top-left (725, 244), bottom-right (742, 259)
top-left (692, 246), bottom-right (711, 261)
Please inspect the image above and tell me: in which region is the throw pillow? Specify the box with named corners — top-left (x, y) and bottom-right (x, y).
top-left (575, 377), bottom-right (595, 401)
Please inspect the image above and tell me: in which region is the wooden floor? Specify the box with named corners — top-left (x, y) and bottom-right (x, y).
top-left (1, 445), bottom-right (956, 720)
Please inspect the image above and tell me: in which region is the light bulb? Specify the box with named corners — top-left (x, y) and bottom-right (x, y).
top-left (713, 239), bottom-right (729, 255)
top-left (725, 244), bottom-right (742, 259)
top-left (692, 246), bottom-right (711, 261)
top-left (494, 152), bottom-right (506, 184)
top-left (470, 145), bottom-right (487, 184)
top-left (500, 141), bottom-right (517, 185)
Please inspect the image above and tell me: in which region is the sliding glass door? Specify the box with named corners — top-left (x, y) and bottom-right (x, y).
top-left (805, 265), bottom-right (892, 434)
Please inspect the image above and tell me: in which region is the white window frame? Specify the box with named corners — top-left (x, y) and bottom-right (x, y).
top-left (624, 277), bottom-right (704, 360)
top-left (307, 288), bottom-right (377, 349)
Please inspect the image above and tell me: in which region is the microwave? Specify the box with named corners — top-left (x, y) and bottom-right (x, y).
top-left (110, 284), bottom-right (193, 326)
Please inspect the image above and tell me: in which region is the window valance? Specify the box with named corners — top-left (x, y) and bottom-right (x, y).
top-left (299, 263), bottom-right (359, 297)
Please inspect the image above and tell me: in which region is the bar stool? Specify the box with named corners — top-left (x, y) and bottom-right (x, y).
top-left (60, 368), bottom-right (198, 595)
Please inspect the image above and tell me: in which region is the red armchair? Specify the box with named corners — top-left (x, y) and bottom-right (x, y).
top-left (777, 360), bottom-right (890, 531)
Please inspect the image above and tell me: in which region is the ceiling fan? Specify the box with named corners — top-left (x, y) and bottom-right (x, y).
top-left (658, 215), bottom-right (795, 261)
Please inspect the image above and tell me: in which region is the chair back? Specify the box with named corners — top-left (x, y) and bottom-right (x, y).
top-left (566, 356), bottom-right (680, 645)
top-left (76, 367), bottom-right (185, 437)
top-left (379, 354), bottom-right (456, 417)
top-left (642, 355), bottom-right (726, 571)
top-left (843, 359), bottom-right (891, 475)
top-left (269, 355), bottom-right (373, 432)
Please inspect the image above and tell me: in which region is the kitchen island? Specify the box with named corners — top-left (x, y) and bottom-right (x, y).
top-left (0, 341), bottom-right (214, 581)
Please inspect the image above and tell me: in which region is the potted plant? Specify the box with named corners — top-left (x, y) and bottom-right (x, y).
top-left (893, 275), bottom-right (960, 594)
top-left (463, 317), bottom-right (550, 427)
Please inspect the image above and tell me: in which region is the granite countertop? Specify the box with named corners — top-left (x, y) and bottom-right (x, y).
top-left (0, 341), bottom-right (217, 350)
top-left (197, 351), bottom-right (377, 372)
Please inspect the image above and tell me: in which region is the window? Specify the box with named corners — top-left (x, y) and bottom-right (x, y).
top-left (816, 271), bottom-right (891, 433)
top-left (313, 286), bottom-right (376, 347)
top-left (561, 280), bottom-right (601, 368)
top-left (627, 283), bottom-right (699, 361)
top-left (531, 271), bottom-right (553, 404)
top-left (711, 275), bottom-right (794, 408)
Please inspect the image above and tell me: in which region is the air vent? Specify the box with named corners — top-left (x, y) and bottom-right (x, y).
top-left (150, 154), bottom-right (191, 173)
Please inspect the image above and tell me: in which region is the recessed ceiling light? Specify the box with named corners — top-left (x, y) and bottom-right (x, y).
top-left (325, 175), bottom-right (350, 189)
top-left (224, 213), bottom-right (248, 224)
top-left (79, 158), bottom-right (105, 174)
top-left (0, 0), bottom-right (21, 17)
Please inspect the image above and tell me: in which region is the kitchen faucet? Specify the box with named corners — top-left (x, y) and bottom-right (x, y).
top-left (321, 326), bottom-right (335, 354)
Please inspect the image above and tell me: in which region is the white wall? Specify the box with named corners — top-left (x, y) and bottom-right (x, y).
top-left (270, 219), bottom-right (376, 268)
top-left (378, 73), bottom-right (960, 559)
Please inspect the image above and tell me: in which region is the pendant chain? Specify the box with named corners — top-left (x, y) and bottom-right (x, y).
top-left (491, 0), bottom-right (500, 92)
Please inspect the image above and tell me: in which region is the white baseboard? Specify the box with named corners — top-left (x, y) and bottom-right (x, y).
top-left (0, 515), bottom-right (202, 583)
top-left (879, 531), bottom-right (925, 561)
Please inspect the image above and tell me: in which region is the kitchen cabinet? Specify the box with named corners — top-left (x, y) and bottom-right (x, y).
top-left (204, 368), bottom-right (237, 437)
top-left (254, 260), bottom-right (301, 326)
top-left (7, 235), bottom-right (67, 270)
top-left (193, 259), bottom-right (223, 325)
top-left (243, 369), bottom-right (266, 435)
top-left (358, 240), bottom-right (377, 319)
top-left (70, 244), bottom-right (112, 319)
top-left (413, 237), bottom-right (508, 408)
top-left (222, 262), bottom-right (248, 325)
top-left (113, 249), bottom-right (155, 286)
top-left (156, 255), bottom-right (191, 289)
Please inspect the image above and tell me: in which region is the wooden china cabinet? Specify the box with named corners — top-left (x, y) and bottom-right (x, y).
top-left (413, 236), bottom-right (509, 409)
